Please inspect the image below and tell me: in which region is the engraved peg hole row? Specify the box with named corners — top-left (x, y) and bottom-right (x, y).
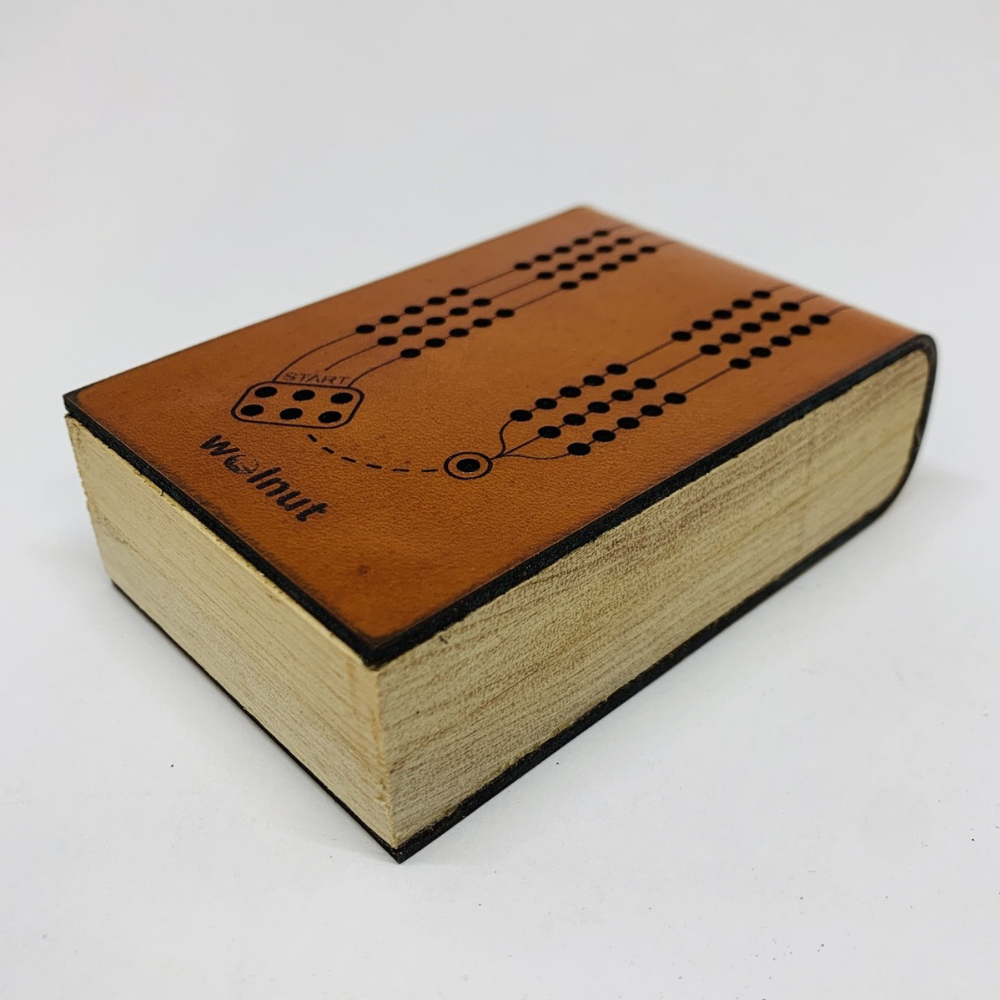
top-left (364, 224), bottom-right (642, 325)
top-left (469, 223), bottom-right (633, 286)
top-left (243, 225), bottom-right (666, 431)
top-left (270, 223), bottom-right (639, 382)
top-left (495, 300), bottom-right (847, 462)
top-left (501, 234), bottom-right (663, 294)
top-left (297, 226), bottom-right (675, 469)
top-left (631, 286), bottom-right (806, 370)
top-left (346, 240), bottom-right (671, 384)
top-left (498, 285), bottom-right (791, 442)
top-left (667, 307), bottom-right (843, 400)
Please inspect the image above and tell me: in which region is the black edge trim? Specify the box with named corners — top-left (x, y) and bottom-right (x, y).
top-left (65, 334), bottom-right (936, 667)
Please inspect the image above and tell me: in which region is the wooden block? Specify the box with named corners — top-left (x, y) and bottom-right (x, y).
top-left (65, 207), bottom-right (935, 859)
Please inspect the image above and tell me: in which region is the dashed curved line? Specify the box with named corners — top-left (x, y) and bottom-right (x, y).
top-left (309, 435), bottom-right (438, 473)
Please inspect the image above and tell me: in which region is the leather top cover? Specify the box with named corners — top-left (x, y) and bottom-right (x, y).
top-left (66, 207), bottom-right (930, 663)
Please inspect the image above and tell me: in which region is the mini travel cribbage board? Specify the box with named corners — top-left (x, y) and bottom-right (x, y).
top-left (65, 207), bottom-right (935, 859)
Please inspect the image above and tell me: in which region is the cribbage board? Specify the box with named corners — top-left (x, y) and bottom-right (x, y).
top-left (65, 207), bottom-right (935, 859)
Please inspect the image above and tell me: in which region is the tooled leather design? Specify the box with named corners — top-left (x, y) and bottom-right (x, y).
top-left (231, 226), bottom-right (851, 481)
top-left (71, 207), bottom-right (918, 646)
top-left (488, 291), bottom-right (848, 468)
top-left (231, 222), bottom-right (660, 436)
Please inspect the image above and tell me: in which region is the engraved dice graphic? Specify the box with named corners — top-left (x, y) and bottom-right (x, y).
top-left (232, 383), bottom-right (363, 429)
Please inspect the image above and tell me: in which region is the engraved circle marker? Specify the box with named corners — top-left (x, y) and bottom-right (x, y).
top-left (444, 452), bottom-right (494, 480)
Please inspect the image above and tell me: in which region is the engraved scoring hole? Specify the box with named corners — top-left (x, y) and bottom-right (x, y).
top-left (444, 451), bottom-right (494, 480)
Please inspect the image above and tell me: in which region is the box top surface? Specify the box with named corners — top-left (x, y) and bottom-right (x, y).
top-left (68, 207), bottom-right (920, 663)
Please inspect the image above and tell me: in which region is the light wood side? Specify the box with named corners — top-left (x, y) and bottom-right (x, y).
top-left (67, 419), bottom-right (393, 840)
top-left (379, 350), bottom-right (930, 842)
top-left (67, 349), bottom-right (929, 850)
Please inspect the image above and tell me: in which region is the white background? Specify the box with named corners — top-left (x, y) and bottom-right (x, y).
top-left (2, 1), bottom-right (998, 997)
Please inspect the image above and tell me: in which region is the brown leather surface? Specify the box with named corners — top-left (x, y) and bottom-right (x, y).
top-left (68, 207), bottom-right (924, 654)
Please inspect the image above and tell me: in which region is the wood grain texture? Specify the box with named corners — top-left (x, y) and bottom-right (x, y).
top-left (67, 419), bottom-right (389, 838)
top-left (379, 348), bottom-right (930, 842)
top-left (67, 346), bottom-right (930, 854)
